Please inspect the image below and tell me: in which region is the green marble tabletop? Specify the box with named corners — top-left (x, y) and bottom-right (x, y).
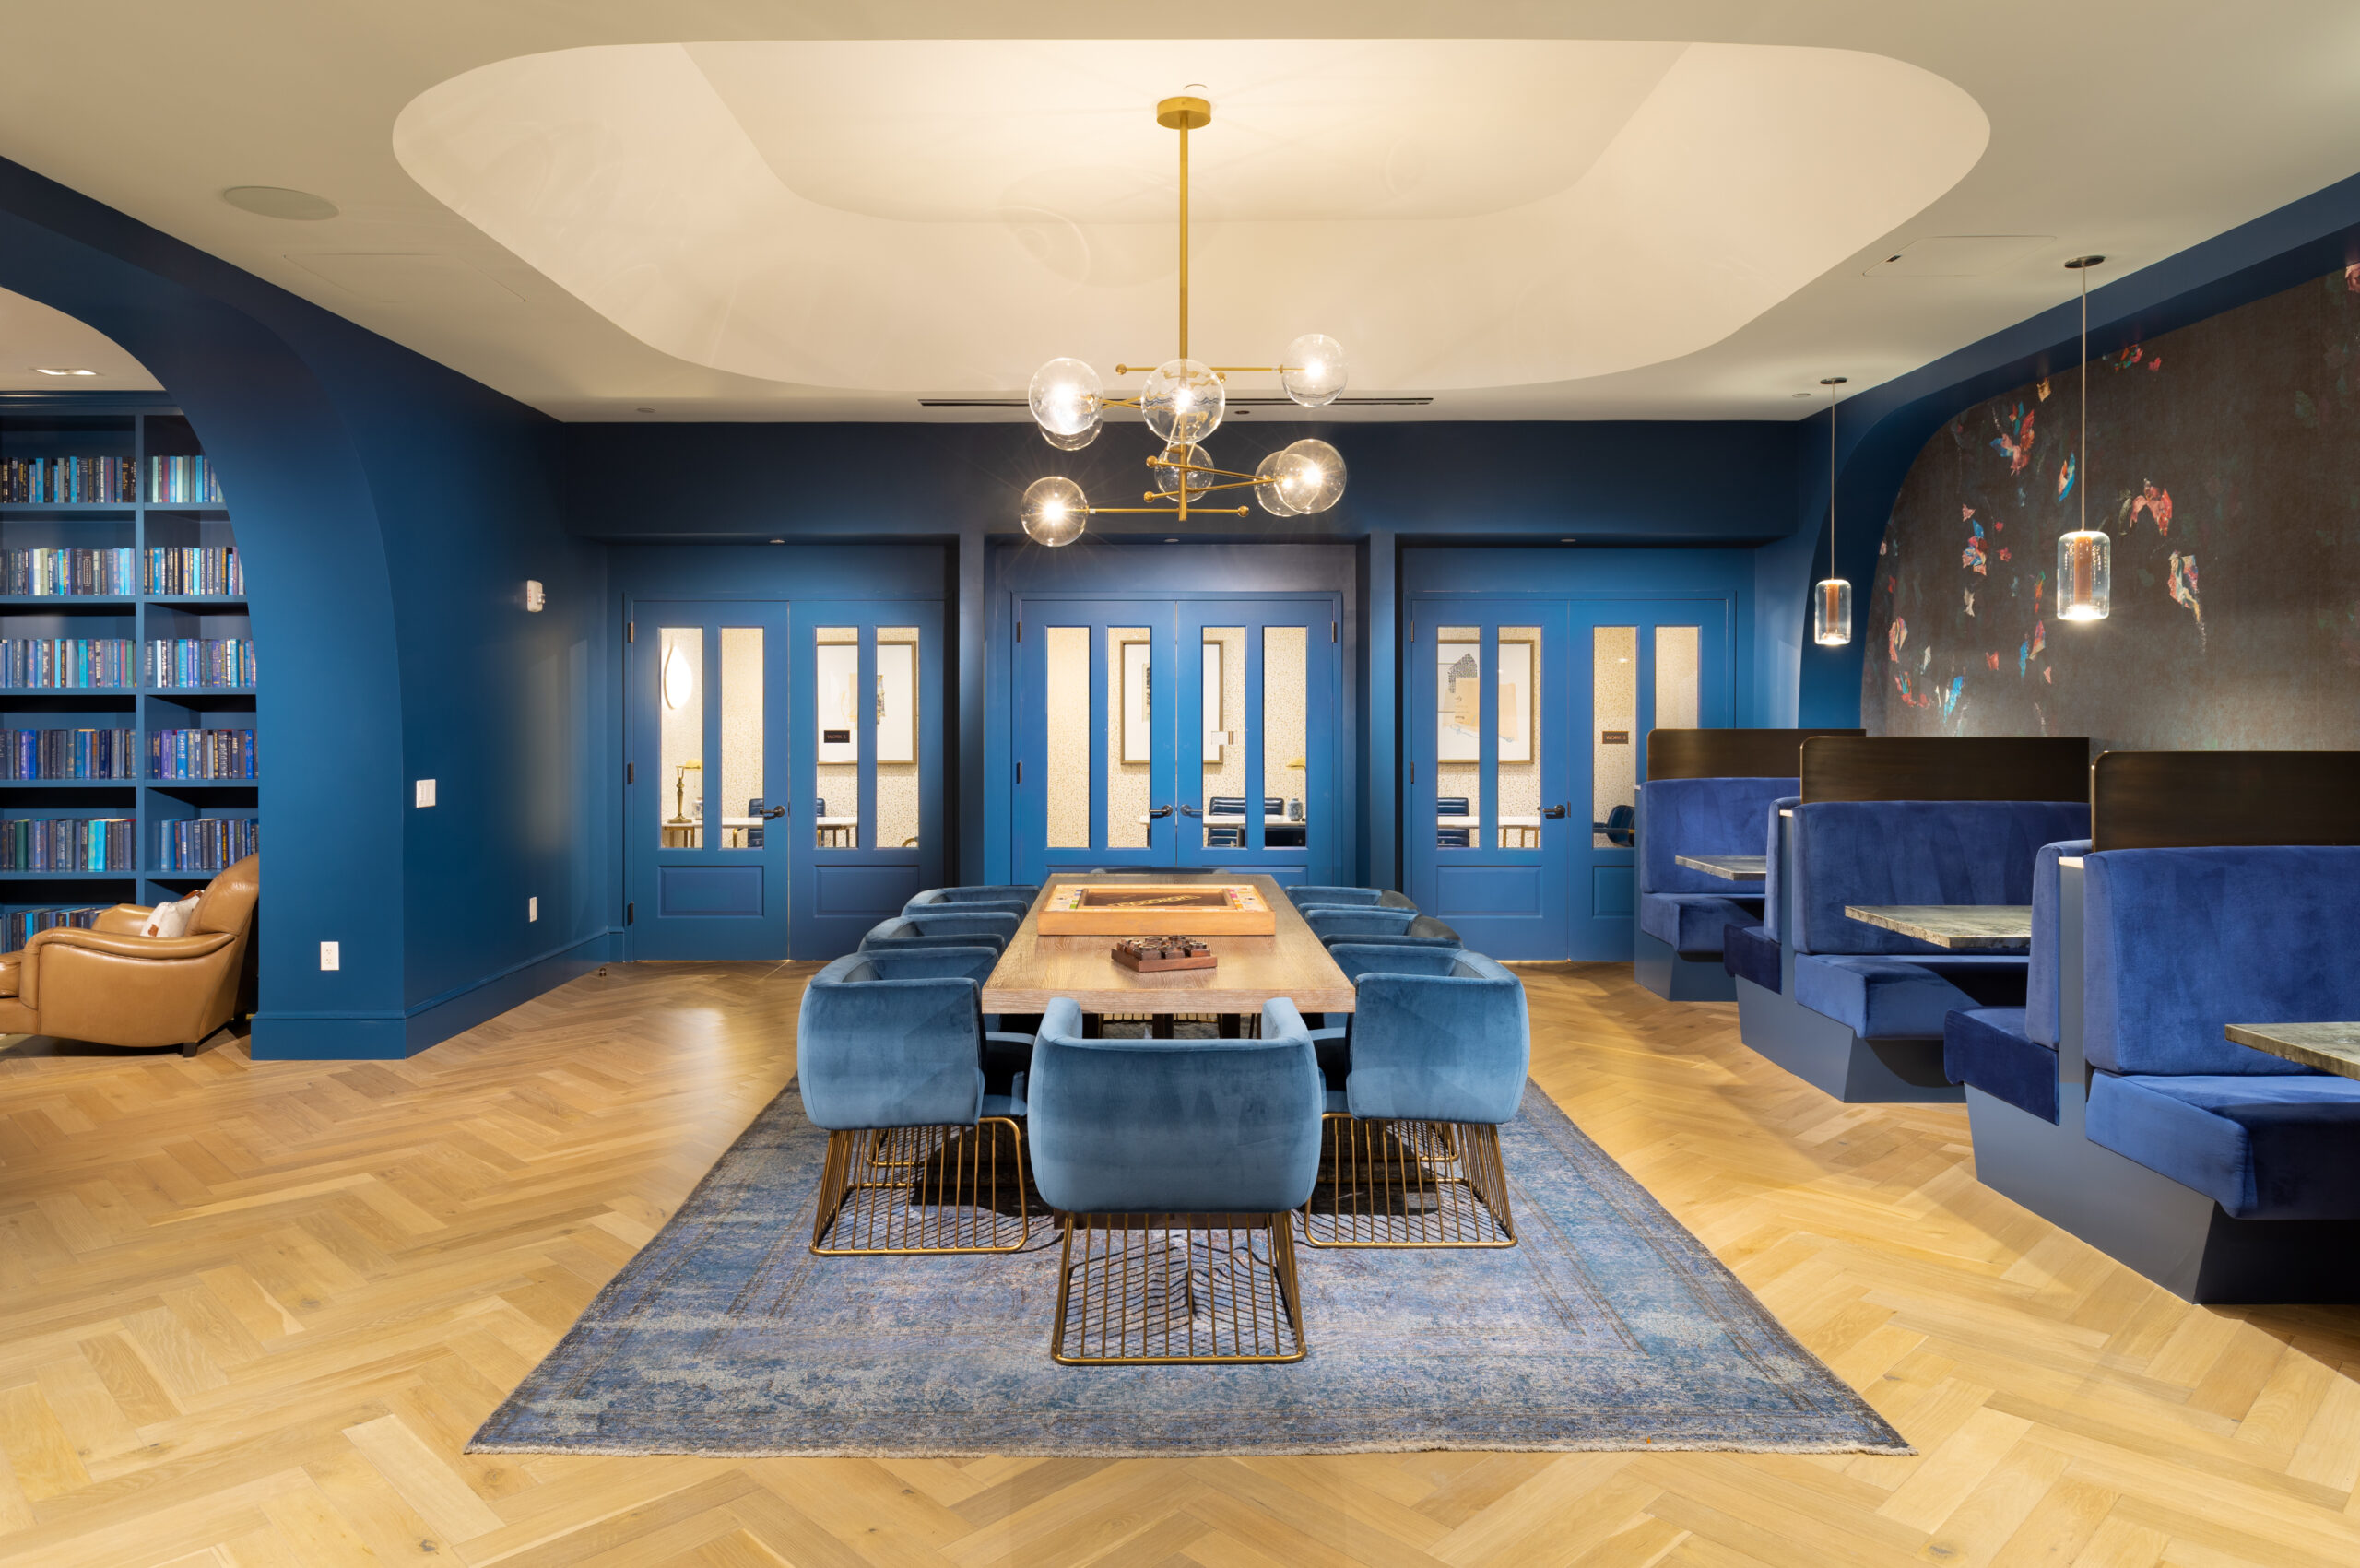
top-left (1676, 855), bottom-right (1766, 881)
top-left (1843, 904), bottom-right (2033, 950)
top-left (2225, 1022), bottom-right (2360, 1080)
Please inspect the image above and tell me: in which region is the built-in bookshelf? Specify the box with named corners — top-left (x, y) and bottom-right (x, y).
top-left (0, 403), bottom-right (258, 946)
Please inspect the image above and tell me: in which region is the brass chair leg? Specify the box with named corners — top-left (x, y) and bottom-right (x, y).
top-left (1049, 1211), bottom-right (1307, 1364)
top-left (808, 1117), bottom-right (1036, 1255)
top-left (1300, 1114), bottom-right (1516, 1248)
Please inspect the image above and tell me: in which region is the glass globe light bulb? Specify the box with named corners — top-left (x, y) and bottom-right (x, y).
top-left (1252, 450), bottom-right (1301, 515)
top-left (1278, 438), bottom-right (1347, 513)
top-left (1811, 578), bottom-right (1853, 646)
top-left (1042, 421), bottom-right (1100, 452)
top-left (2057, 528), bottom-right (2111, 620)
top-left (1028, 358), bottom-right (1103, 438)
top-left (1142, 358), bottom-right (1224, 444)
top-left (1152, 442), bottom-right (1209, 499)
top-left (1020, 476), bottom-right (1089, 547)
top-left (1280, 333), bottom-right (1348, 407)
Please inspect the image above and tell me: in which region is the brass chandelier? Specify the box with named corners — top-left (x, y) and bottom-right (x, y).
top-left (1019, 95), bottom-right (1350, 545)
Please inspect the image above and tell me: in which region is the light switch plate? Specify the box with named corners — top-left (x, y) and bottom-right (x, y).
top-left (528, 896), bottom-right (538, 923)
top-left (320, 940), bottom-right (340, 971)
top-left (415, 779), bottom-right (436, 808)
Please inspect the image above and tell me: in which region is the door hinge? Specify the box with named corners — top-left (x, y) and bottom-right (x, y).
top-left (1410, 761), bottom-right (1416, 784)
top-left (625, 902), bottom-right (635, 925)
top-left (1016, 619), bottom-right (1023, 643)
top-left (626, 761), bottom-right (634, 785)
top-left (625, 620), bottom-right (634, 643)
top-left (1331, 619), bottom-right (1338, 643)
top-left (1016, 760), bottom-right (1023, 784)
top-left (1408, 619), bottom-right (1415, 643)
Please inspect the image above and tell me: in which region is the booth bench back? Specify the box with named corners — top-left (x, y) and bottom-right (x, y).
top-left (1636, 775), bottom-right (1795, 895)
top-left (1790, 800), bottom-right (2091, 955)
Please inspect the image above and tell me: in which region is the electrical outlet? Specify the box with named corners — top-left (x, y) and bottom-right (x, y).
top-left (320, 940), bottom-right (340, 971)
top-left (528, 896), bottom-right (538, 923)
top-left (415, 779), bottom-right (436, 808)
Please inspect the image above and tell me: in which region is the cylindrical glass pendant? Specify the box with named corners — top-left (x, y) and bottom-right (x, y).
top-left (1812, 577), bottom-right (1853, 646)
top-left (2057, 528), bottom-right (2110, 620)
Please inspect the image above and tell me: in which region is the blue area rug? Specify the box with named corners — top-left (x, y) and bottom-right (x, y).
top-left (470, 1082), bottom-right (1908, 1457)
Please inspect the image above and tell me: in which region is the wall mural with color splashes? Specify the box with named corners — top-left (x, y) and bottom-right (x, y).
top-left (1863, 265), bottom-right (2360, 747)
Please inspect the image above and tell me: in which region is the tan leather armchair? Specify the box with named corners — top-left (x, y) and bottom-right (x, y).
top-left (0, 855), bottom-right (258, 1055)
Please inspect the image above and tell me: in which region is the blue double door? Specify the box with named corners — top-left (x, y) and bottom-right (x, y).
top-left (1404, 595), bottom-right (1729, 959)
top-left (1013, 595), bottom-right (1342, 887)
top-left (626, 597), bottom-right (944, 960)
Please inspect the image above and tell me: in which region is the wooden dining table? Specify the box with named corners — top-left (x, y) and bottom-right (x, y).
top-left (981, 871), bottom-right (1356, 1022)
top-left (2224, 1022), bottom-right (2360, 1080)
top-left (1843, 904), bottom-right (2033, 950)
top-left (1676, 854), bottom-right (1767, 880)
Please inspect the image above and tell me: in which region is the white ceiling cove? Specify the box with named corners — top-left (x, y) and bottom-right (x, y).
top-left (392, 41), bottom-right (1985, 395)
top-left (3, 3), bottom-right (2360, 420)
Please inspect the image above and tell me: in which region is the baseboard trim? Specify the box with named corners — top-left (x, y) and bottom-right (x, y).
top-left (250, 931), bottom-right (616, 1060)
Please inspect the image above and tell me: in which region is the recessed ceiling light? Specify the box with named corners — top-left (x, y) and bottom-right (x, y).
top-left (221, 185), bottom-right (338, 220)
top-left (1560, 536), bottom-right (1578, 543)
top-left (1790, 392), bottom-right (1812, 400)
top-left (32, 367), bottom-right (98, 377)
top-left (634, 407), bottom-right (655, 414)
top-left (770, 538), bottom-right (784, 544)
top-left (1165, 537), bottom-right (1179, 544)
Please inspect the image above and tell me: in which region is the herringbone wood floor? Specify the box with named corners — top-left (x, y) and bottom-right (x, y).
top-left (0, 961), bottom-right (2354, 1567)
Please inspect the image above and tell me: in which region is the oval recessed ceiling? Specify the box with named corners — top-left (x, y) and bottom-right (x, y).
top-left (393, 40), bottom-right (1987, 394)
top-left (222, 185), bottom-right (340, 220)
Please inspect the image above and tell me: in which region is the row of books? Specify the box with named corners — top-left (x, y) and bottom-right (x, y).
top-left (152, 728), bottom-right (256, 780)
top-left (0, 457), bottom-right (137, 505)
top-left (145, 548), bottom-right (243, 596)
top-left (0, 639), bottom-right (136, 690)
top-left (0, 817), bottom-right (137, 871)
top-left (0, 548), bottom-right (138, 596)
top-left (148, 457), bottom-right (225, 506)
top-left (2, 905), bottom-right (104, 950)
top-left (0, 728), bottom-right (136, 779)
top-left (149, 638), bottom-right (256, 689)
top-left (155, 816), bottom-right (258, 872)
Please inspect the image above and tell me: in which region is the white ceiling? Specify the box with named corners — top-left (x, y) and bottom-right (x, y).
top-left (2, 3), bottom-right (2358, 422)
top-left (0, 289), bottom-right (160, 393)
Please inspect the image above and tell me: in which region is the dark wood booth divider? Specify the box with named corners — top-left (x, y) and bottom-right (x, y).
top-left (1645, 728), bottom-right (1862, 780)
top-left (2091, 750), bottom-right (2360, 850)
top-left (1800, 736), bottom-right (2090, 802)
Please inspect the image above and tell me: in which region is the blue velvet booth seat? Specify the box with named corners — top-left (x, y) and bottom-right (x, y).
top-left (2079, 846), bottom-right (2360, 1221)
top-left (904, 884), bottom-right (1039, 922)
top-left (1721, 923), bottom-right (1780, 992)
top-left (1028, 996), bottom-right (1324, 1363)
top-left (1290, 886), bottom-right (1417, 913)
top-left (796, 945), bottom-right (1036, 1254)
top-left (1303, 906), bottom-right (1462, 949)
top-left (1634, 775), bottom-right (1794, 1001)
top-left (1725, 794), bottom-right (1800, 997)
top-left (1941, 838), bottom-right (2088, 1124)
top-left (858, 907), bottom-right (1019, 955)
top-left (1308, 942), bottom-right (1528, 1246)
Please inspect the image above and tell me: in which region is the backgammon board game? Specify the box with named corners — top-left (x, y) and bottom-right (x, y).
top-left (1036, 882), bottom-right (1277, 936)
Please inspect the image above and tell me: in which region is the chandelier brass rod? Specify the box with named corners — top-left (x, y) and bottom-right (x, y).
top-left (1178, 121), bottom-right (1189, 363)
top-left (1088, 505), bottom-right (1251, 517)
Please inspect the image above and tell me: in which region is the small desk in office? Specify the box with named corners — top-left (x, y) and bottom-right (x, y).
top-left (2224, 1022), bottom-right (2360, 1081)
top-left (1843, 904), bottom-right (2033, 950)
top-left (1438, 813), bottom-right (1543, 848)
top-left (814, 815), bottom-right (858, 848)
top-left (1677, 854), bottom-right (1766, 880)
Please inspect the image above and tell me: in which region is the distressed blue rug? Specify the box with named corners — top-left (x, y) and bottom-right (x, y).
top-left (470, 1082), bottom-right (1907, 1457)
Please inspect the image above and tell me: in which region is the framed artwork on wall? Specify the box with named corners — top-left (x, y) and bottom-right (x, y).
top-left (876, 639), bottom-right (917, 764)
top-left (816, 640), bottom-right (859, 765)
top-left (1202, 638), bottom-right (1225, 763)
top-left (1118, 637), bottom-right (1152, 763)
top-left (1438, 639), bottom-right (1481, 761)
top-left (1497, 636), bottom-right (1534, 764)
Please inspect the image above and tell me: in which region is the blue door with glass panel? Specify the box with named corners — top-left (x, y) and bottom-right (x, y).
top-left (1013, 594), bottom-right (1340, 887)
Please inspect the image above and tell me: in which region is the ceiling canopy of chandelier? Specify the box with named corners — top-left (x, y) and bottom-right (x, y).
top-left (1020, 96), bottom-right (1350, 546)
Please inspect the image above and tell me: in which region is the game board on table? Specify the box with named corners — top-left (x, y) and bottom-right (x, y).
top-left (1035, 882), bottom-right (1277, 936)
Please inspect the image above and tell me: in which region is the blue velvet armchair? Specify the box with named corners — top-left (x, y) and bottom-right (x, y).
top-left (904, 884), bottom-right (1038, 922)
top-left (1304, 906), bottom-right (1462, 949)
top-left (859, 907), bottom-right (1019, 955)
top-left (796, 945), bottom-right (1035, 1254)
top-left (1291, 886), bottom-right (1417, 913)
top-left (1028, 996), bottom-right (1323, 1363)
top-left (1305, 943), bottom-right (1528, 1246)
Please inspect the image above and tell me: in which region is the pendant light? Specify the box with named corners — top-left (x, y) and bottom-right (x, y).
top-left (1812, 375), bottom-right (1852, 647)
top-left (2058, 255), bottom-right (2110, 620)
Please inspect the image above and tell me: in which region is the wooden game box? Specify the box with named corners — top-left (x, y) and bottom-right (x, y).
top-left (1036, 882), bottom-right (1277, 936)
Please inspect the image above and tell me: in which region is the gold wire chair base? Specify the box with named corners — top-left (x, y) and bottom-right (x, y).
top-left (1050, 1213), bottom-right (1307, 1364)
top-left (809, 1118), bottom-right (1037, 1255)
top-left (1300, 1115), bottom-right (1516, 1248)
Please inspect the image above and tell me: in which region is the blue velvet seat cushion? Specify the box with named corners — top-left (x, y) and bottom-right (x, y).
top-left (982, 1076), bottom-right (1027, 1120)
top-left (1292, 885), bottom-right (1416, 912)
top-left (983, 1030), bottom-right (1033, 1096)
top-left (905, 884), bottom-right (1037, 921)
top-left (1635, 776), bottom-right (1792, 895)
top-left (2022, 839), bottom-right (2090, 1045)
top-left (2083, 846), bottom-right (2360, 1077)
top-left (859, 910), bottom-right (1016, 954)
top-left (1722, 923), bottom-right (1780, 992)
top-left (2086, 1071), bottom-right (2360, 1220)
top-left (795, 947), bottom-right (1002, 1132)
top-left (1026, 998), bottom-right (1323, 1215)
top-left (1790, 799), bottom-right (2091, 954)
top-left (1332, 950), bottom-right (1529, 1126)
top-left (1943, 1007), bottom-right (2057, 1123)
top-left (1639, 892), bottom-right (1763, 954)
top-left (1305, 908), bottom-right (1462, 949)
top-left (1314, 917), bottom-right (1462, 950)
top-left (1792, 953), bottom-right (2028, 1040)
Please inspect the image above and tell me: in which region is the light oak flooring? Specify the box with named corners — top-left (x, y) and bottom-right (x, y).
top-left (0, 961), bottom-right (2355, 1566)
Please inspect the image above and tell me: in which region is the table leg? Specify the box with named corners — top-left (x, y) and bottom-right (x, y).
top-left (1218, 1013), bottom-right (1243, 1039)
top-left (1150, 1015), bottom-right (1175, 1039)
top-left (1081, 1013), bottom-right (1102, 1039)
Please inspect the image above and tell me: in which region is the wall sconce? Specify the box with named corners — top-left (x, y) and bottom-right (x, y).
top-left (524, 579), bottom-right (546, 612)
top-left (661, 642), bottom-right (695, 710)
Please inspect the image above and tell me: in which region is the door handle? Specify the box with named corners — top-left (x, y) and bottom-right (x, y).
top-left (1148, 804), bottom-right (1174, 819)
top-left (1178, 804), bottom-right (1201, 818)
top-left (757, 805), bottom-right (787, 820)
top-left (1542, 803), bottom-right (1570, 819)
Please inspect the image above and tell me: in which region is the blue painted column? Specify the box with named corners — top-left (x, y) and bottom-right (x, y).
top-left (957, 525), bottom-right (987, 883)
top-left (1363, 528), bottom-right (1398, 890)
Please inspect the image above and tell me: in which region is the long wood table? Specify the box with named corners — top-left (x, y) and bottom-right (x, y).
top-left (981, 872), bottom-right (1356, 1017)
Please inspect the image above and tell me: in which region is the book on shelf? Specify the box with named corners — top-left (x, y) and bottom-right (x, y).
top-left (3, 905), bottom-right (108, 949)
top-left (0, 639), bottom-right (135, 690)
top-left (0, 817), bottom-right (136, 871)
top-left (147, 638), bottom-right (255, 688)
top-left (142, 547), bottom-right (242, 596)
top-left (0, 728), bottom-right (135, 779)
top-left (155, 816), bottom-right (258, 872)
top-left (0, 457), bottom-right (136, 505)
top-left (148, 727), bottom-right (256, 781)
top-left (0, 548), bottom-right (137, 595)
top-left (147, 456), bottom-right (224, 506)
